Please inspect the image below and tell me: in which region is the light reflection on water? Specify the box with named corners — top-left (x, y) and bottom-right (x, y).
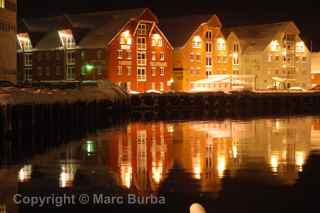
top-left (2, 116), bottom-right (320, 212)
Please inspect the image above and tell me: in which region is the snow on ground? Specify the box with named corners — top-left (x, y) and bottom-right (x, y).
top-left (0, 85), bottom-right (128, 106)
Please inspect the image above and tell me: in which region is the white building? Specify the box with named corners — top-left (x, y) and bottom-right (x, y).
top-left (223, 21), bottom-right (311, 90)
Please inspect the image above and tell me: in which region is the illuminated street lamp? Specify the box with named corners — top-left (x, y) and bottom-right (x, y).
top-left (84, 140), bottom-right (96, 156)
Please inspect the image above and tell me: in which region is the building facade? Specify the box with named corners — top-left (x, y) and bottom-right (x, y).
top-left (160, 15), bottom-right (231, 92)
top-left (224, 22), bottom-right (311, 90)
top-left (17, 8), bottom-right (173, 93)
top-left (0, 0), bottom-right (16, 83)
top-left (311, 52), bottom-right (320, 86)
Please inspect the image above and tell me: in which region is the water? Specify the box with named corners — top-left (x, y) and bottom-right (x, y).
top-left (1, 116), bottom-right (320, 213)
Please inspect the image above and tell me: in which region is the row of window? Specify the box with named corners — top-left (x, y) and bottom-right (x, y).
top-left (270, 40), bottom-right (306, 53)
top-left (119, 51), bottom-right (166, 62)
top-left (267, 69), bottom-right (308, 75)
top-left (118, 81), bottom-right (165, 91)
top-left (190, 54), bottom-right (228, 64)
top-left (189, 67), bottom-right (227, 75)
top-left (24, 65), bottom-right (104, 82)
top-left (117, 66), bottom-right (165, 77)
top-left (192, 36), bottom-right (226, 50)
top-left (268, 55), bottom-right (308, 62)
top-left (0, 22), bottom-right (15, 32)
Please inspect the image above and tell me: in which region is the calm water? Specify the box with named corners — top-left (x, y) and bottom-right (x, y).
top-left (1, 116), bottom-right (320, 213)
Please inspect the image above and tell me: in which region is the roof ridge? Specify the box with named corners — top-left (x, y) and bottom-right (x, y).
top-left (225, 21), bottom-right (293, 30)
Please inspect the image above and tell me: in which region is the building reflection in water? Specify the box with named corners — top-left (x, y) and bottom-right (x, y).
top-left (59, 161), bottom-right (78, 188)
top-left (105, 122), bottom-right (173, 194)
top-left (104, 118), bottom-right (313, 194)
top-left (18, 165), bottom-right (32, 183)
top-left (0, 204), bottom-right (6, 213)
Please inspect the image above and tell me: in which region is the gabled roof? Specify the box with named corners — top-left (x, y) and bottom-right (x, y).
top-left (78, 8), bottom-right (147, 48)
top-left (159, 15), bottom-right (214, 48)
top-left (223, 21), bottom-right (300, 54)
top-left (20, 8), bottom-right (155, 49)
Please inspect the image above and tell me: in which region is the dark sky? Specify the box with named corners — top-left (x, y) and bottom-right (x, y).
top-left (18, 0), bottom-right (320, 51)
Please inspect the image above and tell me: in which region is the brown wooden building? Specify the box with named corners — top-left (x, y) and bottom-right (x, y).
top-left (17, 8), bottom-right (173, 92)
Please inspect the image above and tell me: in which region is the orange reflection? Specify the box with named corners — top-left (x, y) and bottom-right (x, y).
top-left (106, 122), bottom-right (173, 193)
top-left (104, 118), bottom-right (311, 194)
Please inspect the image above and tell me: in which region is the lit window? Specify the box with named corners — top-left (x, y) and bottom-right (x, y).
top-left (127, 66), bottom-right (132, 76)
top-left (296, 41), bottom-right (305, 53)
top-left (137, 67), bottom-right (146, 81)
top-left (196, 67), bottom-right (201, 74)
top-left (270, 40), bottom-right (280, 52)
top-left (206, 56), bottom-right (212, 67)
top-left (118, 50), bottom-right (123, 59)
top-left (151, 82), bottom-right (156, 90)
top-left (206, 67), bottom-right (212, 77)
top-left (160, 52), bottom-right (165, 61)
top-left (160, 82), bottom-right (164, 92)
top-left (127, 82), bottom-right (131, 91)
top-left (190, 67), bottom-right (194, 75)
top-left (137, 24), bottom-right (147, 35)
top-left (216, 38), bottom-right (225, 50)
top-left (17, 33), bottom-right (32, 50)
top-left (152, 34), bottom-right (162, 47)
top-left (152, 52), bottom-right (156, 61)
top-left (196, 53), bottom-right (201, 62)
top-left (205, 31), bottom-right (212, 40)
top-left (0, 0), bottom-right (4, 8)
top-left (192, 36), bottom-right (202, 48)
top-left (58, 29), bottom-right (76, 49)
top-left (118, 66), bottom-right (123, 75)
top-left (137, 51), bottom-right (146, 65)
top-left (160, 67), bottom-right (165, 76)
top-left (137, 37), bottom-right (146, 50)
top-left (233, 53), bottom-right (239, 65)
top-left (127, 50), bottom-right (132, 60)
top-left (190, 53), bottom-right (194, 61)
top-left (206, 42), bottom-right (212, 53)
top-left (152, 67), bottom-right (156, 77)
top-left (120, 30), bottom-right (132, 47)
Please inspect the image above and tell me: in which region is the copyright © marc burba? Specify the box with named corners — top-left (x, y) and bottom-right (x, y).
top-left (13, 193), bottom-right (166, 207)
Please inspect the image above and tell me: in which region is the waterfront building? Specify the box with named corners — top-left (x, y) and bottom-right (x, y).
top-left (160, 15), bottom-right (231, 92)
top-left (223, 21), bottom-right (311, 90)
top-left (311, 52), bottom-right (320, 86)
top-left (17, 8), bottom-right (173, 92)
top-left (0, 0), bottom-right (16, 83)
top-left (105, 122), bottom-right (173, 193)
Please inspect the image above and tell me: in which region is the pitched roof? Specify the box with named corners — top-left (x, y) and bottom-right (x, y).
top-left (21, 8), bottom-right (151, 49)
top-left (159, 15), bottom-right (213, 48)
top-left (78, 8), bottom-right (147, 48)
top-left (223, 21), bottom-right (299, 54)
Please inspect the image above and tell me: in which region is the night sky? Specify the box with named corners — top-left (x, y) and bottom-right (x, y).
top-left (18, 0), bottom-right (320, 51)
